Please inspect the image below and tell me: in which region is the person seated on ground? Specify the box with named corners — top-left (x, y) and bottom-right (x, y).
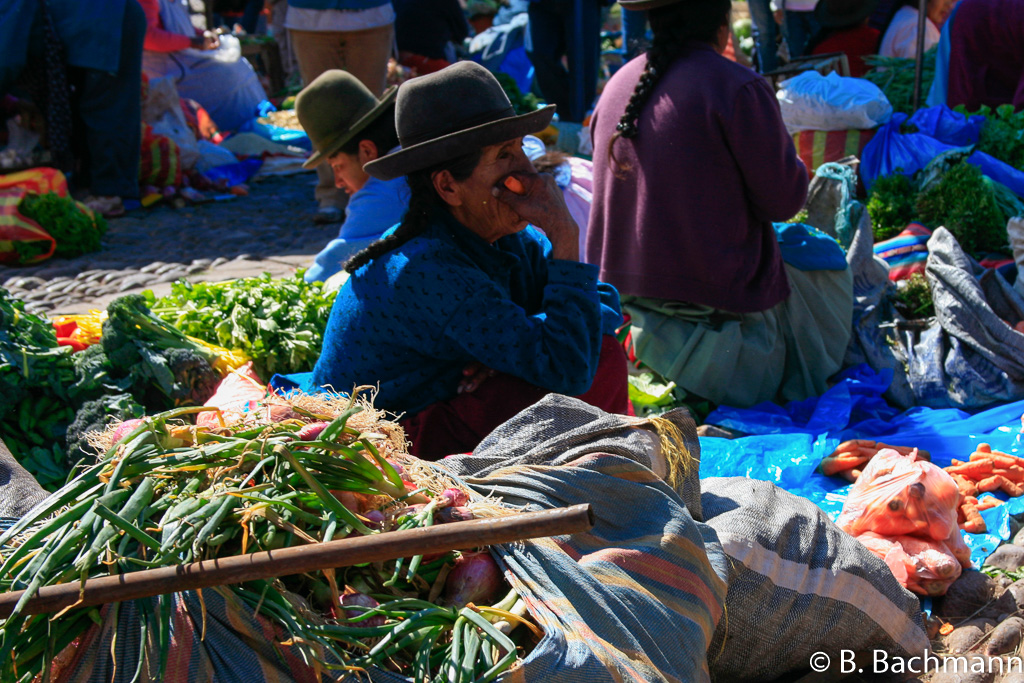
top-left (393, 0), bottom-right (471, 76)
top-left (295, 71), bottom-right (410, 285)
top-left (1, 0), bottom-right (146, 218)
top-left (308, 62), bottom-right (629, 460)
top-left (944, 0), bottom-right (1024, 112)
top-left (587, 0), bottom-right (853, 411)
top-left (878, 0), bottom-right (954, 59)
top-left (808, 0), bottom-right (881, 78)
top-left (139, 0), bottom-right (268, 132)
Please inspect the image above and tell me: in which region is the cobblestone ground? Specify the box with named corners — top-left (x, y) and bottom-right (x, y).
top-left (0, 171), bottom-right (333, 316)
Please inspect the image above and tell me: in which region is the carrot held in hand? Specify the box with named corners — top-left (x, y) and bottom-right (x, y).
top-left (503, 175), bottom-right (526, 195)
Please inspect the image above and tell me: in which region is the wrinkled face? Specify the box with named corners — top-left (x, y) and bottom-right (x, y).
top-left (328, 150), bottom-right (371, 195)
top-left (927, 0), bottom-right (956, 27)
top-left (444, 138), bottom-right (535, 243)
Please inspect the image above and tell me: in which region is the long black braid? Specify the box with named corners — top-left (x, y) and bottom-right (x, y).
top-left (344, 149), bottom-right (483, 274)
top-left (608, 0), bottom-right (732, 172)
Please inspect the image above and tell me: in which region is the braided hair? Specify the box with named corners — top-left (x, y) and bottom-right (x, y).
top-left (608, 0), bottom-right (732, 173)
top-left (343, 149), bottom-right (484, 274)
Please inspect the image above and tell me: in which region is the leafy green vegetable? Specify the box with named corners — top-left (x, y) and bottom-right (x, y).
top-left (864, 49), bottom-right (937, 116)
top-left (147, 271), bottom-right (337, 377)
top-left (892, 272), bottom-right (934, 319)
top-left (915, 159), bottom-right (1008, 254)
top-left (492, 71), bottom-right (542, 116)
top-left (101, 294), bottom-right (223, 409)
top-left (867, 173), bottom-right (918, 241)
top-left (956, 103), bottom-right (1024, 171)
top-left (19, 193), bottom-right (107, 258)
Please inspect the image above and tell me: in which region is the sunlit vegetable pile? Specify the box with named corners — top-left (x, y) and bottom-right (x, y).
top-left (0, 399), bottom-right (538, 682)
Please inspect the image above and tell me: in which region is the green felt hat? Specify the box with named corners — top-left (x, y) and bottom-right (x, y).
top-left (296, 70), bottom-right (397, 170)
top-left (363, 62), bottom-right (555, 181)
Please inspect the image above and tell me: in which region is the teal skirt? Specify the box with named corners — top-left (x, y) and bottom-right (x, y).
top-left (622, 263), bottom-right (853, 408)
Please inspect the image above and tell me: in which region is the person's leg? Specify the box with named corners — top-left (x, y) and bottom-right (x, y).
top-left (784, 10), bottom-right (817, 60)
top-left (562, 0), bottom-right (602, 122)
top-left (76, 0), bottom-right (145, 201)
top-left (527, 0), bottom-right (571, 118)
top-left (336, 23), bottom-right (394, 97)
top-left (401, 335), bottom-right (629, 460)
top-left (747, 0), bottom-right (778, 72)
top-left (239, 0), bottom-right (263, 34)
top-left (289, 28), bottom-right (350, 215)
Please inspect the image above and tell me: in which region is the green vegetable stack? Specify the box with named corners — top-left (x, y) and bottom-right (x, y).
top-left (866, 152), bottom-right (1020, 255)
top-left (0, 402), bottom-right (537, 682)
top-left (954, 104), bottom-right (1024, 171)
top-left (0, 289), bottom-right (77, 488)
top-left (18, 193), bottom-right (107, 262)
top-left (493, 71), bottom-right (542, 117)
top-left (864, 49), bottom-right (937, 116)
top-left (147, 271), bottom-right (336, 377)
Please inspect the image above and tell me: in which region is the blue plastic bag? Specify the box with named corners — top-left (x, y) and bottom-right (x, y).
top-left (204, 157), bottom-right (263, 186)
top-left (861, 105), bottom-right (1024, 197)
top-left (860, 112), bottom-right (956, 189)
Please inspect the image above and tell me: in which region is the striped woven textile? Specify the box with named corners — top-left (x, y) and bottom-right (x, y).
top-left (0, 188), bottom-right (56, 264)
top-left (873, 223), bottom-right (932, 281)
top-left (792, 129), bottom-right (876, 177)
top-left (140, 122), bottom-right (183, 188)
top-left (52, 587), bottom-right (340, 683)
top-left (439, 394), bottom-right (729, 682)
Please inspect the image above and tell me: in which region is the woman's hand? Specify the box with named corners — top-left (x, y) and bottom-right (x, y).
top-left (491, 171), bottom-right (580, 261)
top-left (457, 361), bottom-right (497, 394)
top-left (190, 30), bottom-right (220, 50)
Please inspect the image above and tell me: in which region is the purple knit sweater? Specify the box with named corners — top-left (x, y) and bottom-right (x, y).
top-left (586, 43), bottom-right (808, 314)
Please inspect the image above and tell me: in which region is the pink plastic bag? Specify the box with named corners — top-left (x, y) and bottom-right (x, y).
top-left (837, 449), bottom-right (970, 595)
top-left (196, 362), bottom-right (296, 428)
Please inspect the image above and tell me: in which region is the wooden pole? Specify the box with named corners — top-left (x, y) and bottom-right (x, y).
top-left (911, 0), bottom-right (929, 111)
top-left (0, 504), bottom-right (594, 618)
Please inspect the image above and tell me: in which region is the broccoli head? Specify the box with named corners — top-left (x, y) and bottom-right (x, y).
top-left (65, 392), bottom-right (144, 463)
top-left (165, 347), bottom-right (220, 406)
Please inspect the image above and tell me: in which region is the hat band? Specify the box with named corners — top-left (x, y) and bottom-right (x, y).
top-left (401, 104), bottom-right (517, 148)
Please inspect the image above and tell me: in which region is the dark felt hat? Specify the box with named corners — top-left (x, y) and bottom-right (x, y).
top-left (814, 0), bottom-right (879, 28)
top-left (363, 61), bottom-right (555, 181)
top-left (296, 70), bottom-right (397, 170)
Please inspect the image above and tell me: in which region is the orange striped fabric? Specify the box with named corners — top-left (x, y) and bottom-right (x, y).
top-left (0, 189), bottom-right (56, 264)
top-left (793, 129), bottom-right (877, 177)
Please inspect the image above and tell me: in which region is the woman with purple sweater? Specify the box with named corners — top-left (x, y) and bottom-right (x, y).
top-left (586, 0), bottom-right (853, 409)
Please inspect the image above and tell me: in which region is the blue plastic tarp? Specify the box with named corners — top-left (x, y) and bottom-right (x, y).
top-left (702, 364), bottom-right (1024, 566)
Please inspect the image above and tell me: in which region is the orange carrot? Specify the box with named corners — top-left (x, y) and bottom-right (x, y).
top-left (946, 460), bottom-right (995, 479)
top-left (949, 473), bottom-right (979, 497)
top-left (951, 459), bottom-right (964, 466)
top-left (977, 474), bottom-right (1023, 497)
top-left (976, 497), bottom-right (1004, 511)
top-left (820, 453), bottom-right (871, 476)
top-left (977, 443), bottom-right (992, 453)
top-left (503, 175), bottom-right (526, 195)
top-left (960, 497), bottom-right (987, 533)
top-left (969, 451), bottom-right (1020, 469)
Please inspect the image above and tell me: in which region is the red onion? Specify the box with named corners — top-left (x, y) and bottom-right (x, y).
top-left (340, 589), bottom-right (384, 627)
top-left (363, 510), bottom-right (385, 528)
top-left (437, 506), bottom-right (475, 524)
top-left (439, 487), bottom-right (469, 508)
top-left (387, 459), bottom-right (411, 482)
top-left (296, 422), bottom-right (328, 441)
top-left (443, 551), bottom-right (503, 607)
top-left (110, 419), bottom-right (145, 444)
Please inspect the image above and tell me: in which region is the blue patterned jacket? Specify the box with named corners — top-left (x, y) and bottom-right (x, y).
top-left (309, 209), bottom-right (622, 416)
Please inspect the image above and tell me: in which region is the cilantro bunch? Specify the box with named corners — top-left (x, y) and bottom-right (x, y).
top-left (147, 272), bottom-right (336, 378)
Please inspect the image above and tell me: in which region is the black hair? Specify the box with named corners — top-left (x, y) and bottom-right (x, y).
top-left (338, 112), bottom-right (400, 157)
top-left (607, 0), bottom-right (732, 173)
top-left (343, 149), bottom-right (484, 273)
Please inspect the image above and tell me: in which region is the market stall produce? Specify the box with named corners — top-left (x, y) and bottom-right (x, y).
top-left (0, 398), bottom-right (547, 682)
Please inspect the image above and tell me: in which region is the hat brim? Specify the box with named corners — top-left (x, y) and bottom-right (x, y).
top-left (302, 85), bottom-right (399, 170)
top-left (364, 105), bottom-right (556, 181)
